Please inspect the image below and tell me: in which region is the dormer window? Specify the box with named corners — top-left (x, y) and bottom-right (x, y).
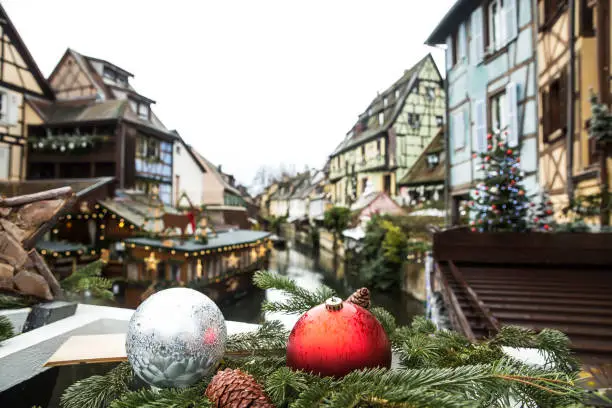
top-left (427, 153), bottom-right (440, 168)
top-left (103, 67), bottom-right (115, 80)
top-left (138, 103), bottom-right (149, 120)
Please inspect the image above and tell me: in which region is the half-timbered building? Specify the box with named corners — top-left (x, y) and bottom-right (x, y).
top-left (426, 0), bottom-right (539, 224)
top-left (0, 4), bottom-right (55, 182)
top-left (536, 0), bottom-right (601, 216)
top-left (328, 54), bottom-right (445, 206)
top-left (26, 49), bottom-right (177, 205)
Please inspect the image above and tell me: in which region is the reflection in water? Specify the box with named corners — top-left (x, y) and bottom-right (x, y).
top-left (219, 245), bottom-right (424, 329)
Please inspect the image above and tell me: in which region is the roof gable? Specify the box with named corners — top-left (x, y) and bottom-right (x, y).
top-left (0, 4), bottom-right (54, 99)
top-left (398, 128), bottom-right (445, 186)
top-left (331, 54), bottom-right (434, 157)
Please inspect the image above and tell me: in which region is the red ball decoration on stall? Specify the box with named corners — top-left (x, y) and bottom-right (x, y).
top-left (286, 297), bottom-right (391, 378)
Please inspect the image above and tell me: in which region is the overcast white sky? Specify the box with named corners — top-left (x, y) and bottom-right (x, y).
top-left (4, 0), bottom-right (454, 187)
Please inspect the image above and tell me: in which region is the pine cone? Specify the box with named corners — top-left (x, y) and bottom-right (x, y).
top-left (346, 287), bottom-right (371, 309)
top-left (205, 368), bottom-right (275, 408)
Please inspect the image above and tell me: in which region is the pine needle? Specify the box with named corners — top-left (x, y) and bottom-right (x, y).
top-left (61, 260), bottom-right (114, 301)
top-left (370, 307), bottom-right (396, 337)
top-left (0, 315), bottom-right (14, 342)
top-left (264, 367), bottom-right (309, 406)
top-left (254, 270), bottom-right (335, 315)
top-left (110, 385), bottom-right (212, 408)
top-left (60, 362), bottom-right (133, 408)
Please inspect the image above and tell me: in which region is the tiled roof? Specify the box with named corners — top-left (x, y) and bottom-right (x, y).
top-left (398, 128), bottom-right (445, 186)
top-left (0, 177), bottom-right (114, 198)
top-left (331, 54), bottom-right (432, 156)
top-left (98, 189), bottom-right (182, 232)
top-left (28, 98), bottom-right (126, 124)
top-left (124, 230), bottom-right (271, 252)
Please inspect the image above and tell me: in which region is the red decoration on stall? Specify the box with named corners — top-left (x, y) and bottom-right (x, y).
top-left (286, 297), bottom-right (391, 378)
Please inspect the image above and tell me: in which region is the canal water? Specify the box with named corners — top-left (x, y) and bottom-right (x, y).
top-left (220, 245), bottom-right (424, 329)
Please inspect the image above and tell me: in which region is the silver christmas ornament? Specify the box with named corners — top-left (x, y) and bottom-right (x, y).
top-left (126, 287), bottom-right (227, 388)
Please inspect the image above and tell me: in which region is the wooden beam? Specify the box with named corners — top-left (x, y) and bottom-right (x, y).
top-left (448, 260), bottom-right (500, 334)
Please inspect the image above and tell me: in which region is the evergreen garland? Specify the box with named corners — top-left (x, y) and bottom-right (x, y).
top-left (59, 270), bottom-right (587, 408)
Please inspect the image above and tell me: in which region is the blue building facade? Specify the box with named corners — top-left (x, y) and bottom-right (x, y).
top-left (426, 0), bottom-right (539, 223)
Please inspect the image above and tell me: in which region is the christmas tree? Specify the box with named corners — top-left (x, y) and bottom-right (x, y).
top-left (469, 130), bottom-right (530, 232)
top-left (528, 190), bottom-right (557, 232)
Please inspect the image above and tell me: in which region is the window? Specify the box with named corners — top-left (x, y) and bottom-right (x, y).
top-left (378, 112), bottom-right (385, 125)
top-left (103, 67), bottom-right (115, 81)
top-left (138, 103), bottom-right (149, 120)
top-left (452, 31), bottom-right (459, 66)
top-left (176, 145), bottom-right (181, 155)
top-left (542, 69), bottom-right (568, 142)
top-left (427, 153), bottom-right (440, 168)
top-left (376, 140), bottom-right (381, 154)
top-left (408, 113), bottom-right (421, 129)
top-left (436, 115), bottom-right (444, 127)
top-left (361, 146), bottom-right (365, 161)
top-left (368, 108), bottom-right (372, 116)
top-left (383, 175), bottom-right (391, 194)
top-left (579, 0), bottom-right (595, 37)
top-left (383, 97), bottom-right (388, 107)
top-left (426, 87), bottom-right (436, 101)
top-left (0, 92), bottom-right (7, 122)
top-left (490, 91), bottom-right (507, 132)
top-left (116, 75), bottom-right (127, 86)
top-left (395, 89), bottom-right (400, 99)
top-left (361, 178), bottom-right (368, 193)
top-left (487, 0), bottom-right (502, 51)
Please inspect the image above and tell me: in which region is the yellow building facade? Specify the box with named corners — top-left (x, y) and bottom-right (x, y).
top-left (328, 54), bottom-right (445, 206)
top-left (0, 4), bottom-right (55, 182)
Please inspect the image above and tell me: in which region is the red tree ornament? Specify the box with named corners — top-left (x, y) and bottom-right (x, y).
top-left (286, 297), bottom-right (391, 378)
top-left (487, 133), bottom-right (493, 140)
top-left (487, 144), bottom-right (492, 150)
top-left (506, 149), bottom-right (513, 155)
top-left (472, 153), bottom-right (478, 159)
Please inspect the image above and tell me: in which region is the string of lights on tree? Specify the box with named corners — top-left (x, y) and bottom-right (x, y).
top-left (467, 130), bottom-right (530, 232)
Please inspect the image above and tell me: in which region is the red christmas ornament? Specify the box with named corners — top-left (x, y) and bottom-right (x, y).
top-left (546, 209), bottom-right (553, 215)
top-left (498, 142), bottom-right (504, 147)
top-left (485, 156), bottom-right (491, 162)
top-left (544, 224), bottom-right (550, 231)
top-left (516, 157), bottom-right (521, 163)
top-left (286, 297), bottom-right (391, 378)
top-left (506, 149), bottom-right (513, 155)
top-left (481, 165), bottom-right (486, 170)
top-left (471, 227), bottom-right (477, 232)
top-left (478, 219), bottom-right (484, 224)
top-left (487, 133), bottom-right (493, 140)
top-left (491, 204), bottom-right (497, 210)
top-left (474, 191), bottom-right (479, 196)
top-left (534, 217), bottom-right (540, 222)
top-left (487, 144), bottom-right (492, 150)
top-left (547, 201), bottom-right (553, 206)
top-left (518, 190), bottom-right (525, 196)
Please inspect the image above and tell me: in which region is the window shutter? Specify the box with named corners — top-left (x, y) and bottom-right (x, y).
top-left (446, 36), bottom-right (453, 70)
top-left (559, 69), bottom-right (568, 133)
top-left (504, 0), bottom-right (518, 43)
top-left (471, 7), bottom-right (484, 64)
top-left (474, 99), bottom-right (487, 152)
top-left (7, 92), bottom-right (21, 126)
top-left (542, 91), bottom-right (550, 139)
top-left (506, 82), bottom-right (519, 146)
top-left (458, 23), bottom-right (468, 63)
top-left (452, 110), bottom-right (466, 150)
top-left (0, 145), bottom-right (8, 179)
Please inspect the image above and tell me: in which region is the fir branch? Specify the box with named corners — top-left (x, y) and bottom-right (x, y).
top-left (223, 354), bottom-right (287, 379)
top-left (60, 362), bottom-right (133, 408)
top-left (110, 384), bottom-right (211, 408)
top-left (370, 307), bottom-right (396, 338)
top-left (225, 320), bottom-right (288, 355)
top-left (289, 377), bottom-right (336, 408)
top-left (0, 315), bottom-right (14, 342)
top-left (61, 260), bottom-right (114, 300)
top-left (0, 293), bottom-right (36, 309)
top-left (254, 270), bottom-right (335, 315)
top-left (264, 367), bottom-right (309, 407)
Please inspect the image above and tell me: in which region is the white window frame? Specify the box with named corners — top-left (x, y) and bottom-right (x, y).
top-left (378, 112), bottom-right (384, 126)
top-left (0, 145), bottom-right (9, 180)
top-left (452, 110), bottom-right (466, 150)
top-left (0, 92), bottom-right (8, 123)
top-left (489, 0), bottom-right (503, 52)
